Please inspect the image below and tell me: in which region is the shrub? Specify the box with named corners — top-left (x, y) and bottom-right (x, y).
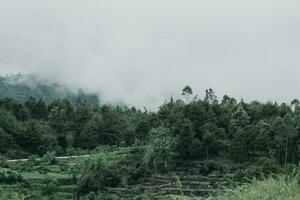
top-left (27, 154), bottom-right (38, 163)
top-left (0, 170), bottom-right (24, 184)
top-left (42, 176), bottom-right (58, 195)
top-left (134, 193), bottom-right (151, 200)
top-left (76, 158), bottom-right (121, 197)
top-left (66, 147), bottom-right (78, 156)
top-left (59, 160), bottom-right (69, 172)
top-left (0, 190), bottom-right (26, 200)
top-left (37, 164), bottom-right (50, 174)
top-left (0, 156), bottom-right (8, 168)
top-left (81, 192), bottom-right (124, 200)
top-left (41, 152), bottom-right (58, 165)
top-left (257, 157), bottom-right (278, 174)
top-left (143, 127), bottom-right (177, 174)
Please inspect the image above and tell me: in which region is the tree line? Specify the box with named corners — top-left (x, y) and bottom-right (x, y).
top-left (1, 87), bottom-right (300, 168)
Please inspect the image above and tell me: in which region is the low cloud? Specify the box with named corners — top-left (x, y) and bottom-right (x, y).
top-left (1, 0), bottom-right (300, 109)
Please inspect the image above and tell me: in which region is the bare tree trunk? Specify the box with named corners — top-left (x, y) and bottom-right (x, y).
top-left (284, 141), bottom-right (288, 168)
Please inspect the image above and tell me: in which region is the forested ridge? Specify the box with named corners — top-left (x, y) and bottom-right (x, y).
top-left (1, 86), bottom-right (300, 166)
top-left (0, 74), bottom-right (99, 106)
top-left (1, 86), bottom-right (300, 199)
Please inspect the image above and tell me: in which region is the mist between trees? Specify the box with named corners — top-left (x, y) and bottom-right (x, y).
top-left (0, 86), bottom-right (299, 168)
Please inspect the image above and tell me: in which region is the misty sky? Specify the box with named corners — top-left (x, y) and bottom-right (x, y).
top-left (0, 0), bottom-right (300, 109)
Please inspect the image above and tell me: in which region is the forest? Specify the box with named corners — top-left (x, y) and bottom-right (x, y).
top-left (1, 86), bottom-right (300, 199)
top-left (0, 74), bottom-right (99, 106)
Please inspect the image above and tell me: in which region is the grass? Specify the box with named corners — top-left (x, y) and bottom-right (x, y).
top-left (2, 146), bottom-right (299, 200)
top-left (157, 174), bottom-right (300, 200)
top-left (1, 173), bottom-right (300, 200)
top-left (0, 190), bottom-right (26, 200)
top-left (211, 174), bottom-right (300, 200)
top-left (0, 146), bottom-right (136, 200)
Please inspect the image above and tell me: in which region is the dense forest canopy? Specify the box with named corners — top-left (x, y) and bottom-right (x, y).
top-left (1, 85), bottom-right (300, 169)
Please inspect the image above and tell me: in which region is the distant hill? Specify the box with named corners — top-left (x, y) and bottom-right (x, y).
top-left (0, 74), bottom-right (99, 106)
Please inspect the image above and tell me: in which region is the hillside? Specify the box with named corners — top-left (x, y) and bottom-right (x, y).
top-left (0, 74), bottom-right (99, 106)
top-left (0, 85), bottom-right (299, 199)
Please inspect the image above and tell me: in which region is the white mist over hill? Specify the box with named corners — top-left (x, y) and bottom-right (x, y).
top-left (1, 0), bottom-right (300, 109)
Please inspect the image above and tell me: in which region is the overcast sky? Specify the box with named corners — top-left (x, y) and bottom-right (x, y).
top-left (0, 0), bottom-right (300, 109)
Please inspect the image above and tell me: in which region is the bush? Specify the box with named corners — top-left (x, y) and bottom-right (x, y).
top-left (0, 190), bottom-right (26, 200)
top-left (200, 160), bottom-right (220, 175)
top-left (42, 176), bottom-right (58, 195)
top-left (81, 192), bottom-right (125, 200)
top-left (257, 157), bottom-right (278, 174)
top-left (27, 154), bottom-right (39, 164)
top-left (59, 160), bottom-right (69, 172)
top-left (41, 152), bottom-right (58, 165)
top-left (37, 164), bottom-right (50, 174)
top-left (66, 147), bottom-right (78, 156)
top-left (0, 156), bottom-right (8, 168)
top-left (133, 193), bottom-right (153, 200)
top-left (76, 158), bottom-right (122, 196)
top-left (0, 170), bottom-right (24, 184)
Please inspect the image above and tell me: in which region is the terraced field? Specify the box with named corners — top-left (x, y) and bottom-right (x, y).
top-left (102, 171), bottom-right (237, 199)
top-left (0, 161), bottom-right (78, 199)
top-left (0, 147), bottom-right (238, 199)
top-left (0, 147), bottom-right (141, 199)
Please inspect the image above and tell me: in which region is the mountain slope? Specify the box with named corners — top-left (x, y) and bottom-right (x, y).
top-left (0, 74), bottom-right (99, 106)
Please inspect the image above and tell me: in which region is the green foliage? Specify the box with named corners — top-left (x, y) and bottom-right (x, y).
top-left (42, 176), bottom-right (58, 196)
top-left (76, 158), bottom-right (121, 196)
top-left (81, 192), bottom-right (127, 200)
top-left (1, 85), bottom-right (300, 199)
top-left (0, 74), bottom-right (99, 106)
top-left (143, 127), bottom-right (177, 173)
top-left (134, 193), bottom-right (151, 200)
top-left (41, 152), bottom-right (58, 165)
top-left (182, 86), bottom-right (193, 101)
top-left (176, 119), bottom-right (197, 160)
top-left (0, 190), bottom-right (26, 200)
top-left (0, 170), bottom-right (23, 184)
top-left (214, 174), bottom-right (300, 200)
top-left (0, 156), bottom-right (8, 168)
top-left (1, 86), bottom-right (300, 166)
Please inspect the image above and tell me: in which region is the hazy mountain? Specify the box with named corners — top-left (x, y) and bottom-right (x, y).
top-left (0, 74), bottom-right (99, 106)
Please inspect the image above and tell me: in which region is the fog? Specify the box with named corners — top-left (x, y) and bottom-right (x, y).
top-left (0, 0), bottom-right (300, 109)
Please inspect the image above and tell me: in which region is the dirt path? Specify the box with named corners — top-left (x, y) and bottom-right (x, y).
top-left (7, 154), bottom-right (91, 163)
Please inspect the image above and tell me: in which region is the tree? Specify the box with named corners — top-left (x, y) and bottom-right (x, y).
top-left (201, 123), bottom-right (227, 160)
top-left (21, 120), bottom-right (57, 154)
top-left (79, 113), bottom-right (104, 149)
top-left (182, 85), bottom-right (193, 102)
top-left (175, 118), bottom-right (197, 160)
top-left (24, 97), bottom-right (47, 119)
top-left (261, 102), bottom-right (279, 119)
top-left (229, 105), bottom-right (250, 135)
top-left (283, 113), bottom-right (296, 166)
top-left (143, 127), bottom-right (177, 173)
top-left (73, 102), bottom-right (93, 147)
top-left (0, 128), bottom-right (14, 154)
top-left (204, 88), bottom-right (218, 104)
top-left (272, 117), bottom-right (288, 165)
top-left (48, 99), bottom-right (72, 133)
top-left (221, 95), bottom-right (237, 110)
top-left (135, 119), bottom-right (150, 142)
top-left (255, 120), bottom-right (272, 157)
top-left (291, 99), bottom-right (299, 111)
top-left (229, 105), bottom-right (251, 161)
top-left (48, 99), bottom-right (73, 148)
